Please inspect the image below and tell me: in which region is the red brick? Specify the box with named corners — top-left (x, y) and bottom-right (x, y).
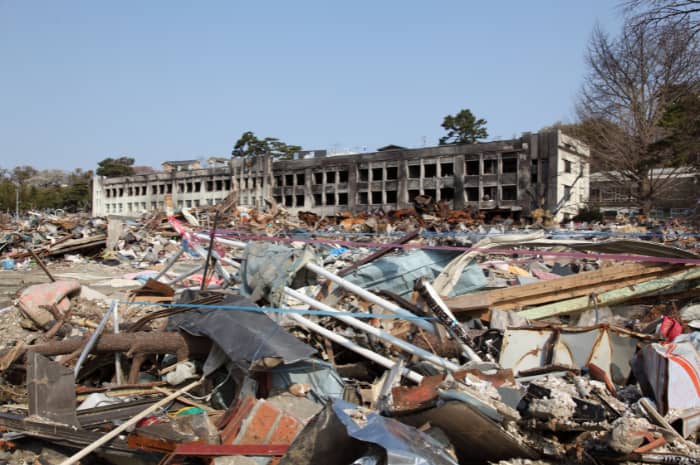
top-left (237, 401), bottom-right (280, 444)
top-left (269, 413), bottom-right (302, 445)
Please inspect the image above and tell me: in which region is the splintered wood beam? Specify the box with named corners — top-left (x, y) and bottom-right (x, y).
top-left (445, 262), bottom-right (682, 315)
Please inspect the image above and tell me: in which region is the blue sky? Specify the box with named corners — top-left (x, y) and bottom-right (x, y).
top-left (0, 1), bottom-right (622, 170)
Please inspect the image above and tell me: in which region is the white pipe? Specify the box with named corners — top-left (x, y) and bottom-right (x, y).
top-left (167, 263), bottom-right (206, 285)
top-left (154, 247), bottom-right (185, 281)
top-left (113, 304), bottom-right (122, 385)
top-left (305, 262), bottom-right (436, 334)
top-left (284, 287), bottom-right (460, 373)
top-left (75, 301), bottom-right (117, 377)
top-left (287, 312), bottom-right (423, 384)
top-left (58, 377), bottom-right (204, 465)
top-left (196, 233), bottom-right (436, 334)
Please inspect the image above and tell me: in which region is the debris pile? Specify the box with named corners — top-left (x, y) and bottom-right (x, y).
top-left (0, 199), bottom-right (698, 465)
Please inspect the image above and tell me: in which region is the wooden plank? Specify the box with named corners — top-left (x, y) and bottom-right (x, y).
top-left (445, 262), bottom-right (681, 312)
top-left (518, 266), bottom-right (700, 320)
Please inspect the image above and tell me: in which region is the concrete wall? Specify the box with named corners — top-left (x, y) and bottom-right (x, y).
top-left (92, 130), bottom-right (590, 221)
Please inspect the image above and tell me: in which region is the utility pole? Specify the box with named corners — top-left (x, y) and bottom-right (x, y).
top-left (14, 182), bottom-right (19, 220)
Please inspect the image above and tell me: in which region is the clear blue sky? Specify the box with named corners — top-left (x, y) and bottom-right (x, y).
top-left (0, 1), bottom-right (622, 171)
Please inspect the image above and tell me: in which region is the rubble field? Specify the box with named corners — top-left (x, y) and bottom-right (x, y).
top-left (0, 199), bottom-right (698, 465)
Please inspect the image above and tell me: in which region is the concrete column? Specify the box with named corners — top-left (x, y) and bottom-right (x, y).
top-left (348, 163), bottom-right (357, 212)
top-left (398, 157), bottom-right (409, 208)
top-left (304, 167), bottom-right (313, 209)
top-left (454, 154), bottom-right (465, 209)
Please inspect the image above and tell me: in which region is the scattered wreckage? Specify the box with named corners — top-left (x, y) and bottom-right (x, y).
top-left (0, 199), bottom-right (698, 465)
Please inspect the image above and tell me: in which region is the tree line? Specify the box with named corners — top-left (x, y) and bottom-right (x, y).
top-left (0, 166), bottom-right (92, 214)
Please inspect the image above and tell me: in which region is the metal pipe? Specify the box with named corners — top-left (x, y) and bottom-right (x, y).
top-left (304, 262), bottom-right (436, 334)
top-left (75, 301), bottom-right (117, 377)
top-left (113, 303), bottom-right (122, 385)
top-left (167, 263), bottom-right (206, 285)
top-left (284, 287), bottom-right (460, 373)
top-left (286, 312), bottom-right (423, 384)
top-left (153, 247), bottom-right (185, 281)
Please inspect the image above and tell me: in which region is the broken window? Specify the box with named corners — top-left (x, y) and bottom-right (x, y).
top-left (408, 189), bottom-right (420, 201)
top-left (564, 184), bottom-right (572, 199)
top-left (296, 173), bottom-right (305, 185)
top-left (326, 171), bottom-right (336, 183)
top-left (128, 187), bottom-right (133, 196)
top-left (166, 184), bottom-right (172, 194)
top-left (338, 171), bottom-right (348, 182)
top-left (564, 160), bottom-right (572, 173)
top-left (424, 189), bottom-right (436, 200)
top-left (440, 187), bottom-right (454, 201)
top-left (186, 183), bottom-right (193, 193)
top-left (483, 186), bottom-right (496, 200)
top-left (106, 190), bottom-right (111, 198)
top-left (194, 199), bottom-right (200, 207)
top-left (185, 200), bottom-right (192, 208)
top-left (327, 192), bottom-right (336, 205)
top-left (285, 174), bottom-right (294, 186)
top-left (359, 192), bottom-right (369, 204)
top-left (285, 195), bottom-right (293, 206)
top-left (274, 196), bottom-right (283, 205)
top-left (501, 185), bottom-right (517, 201)
top-left (408, 165), bottom-right (421, 178)
top-left (194, 182), bottom-right (201, 192)
top-left (466, 187), bottom-right (479, 201)
top-left (206, 181), bottom-right (213, 191)
top-left (215, 180), bottom-right (223, 191)
top-left (314, 193), bottom-right (323, 206)
top-left (386, 190), bottom-right (397, 203)
top-left (502, 156), bottom-right (517, 173)
top-left (441, 162), bottom-right (454, 177)
top-left (224, 180), bottom-right (231, 190)
top-left (141, 186), bottom-right (147, 195)
top-left (314, 172), bottom-right (323, 184)
top-left (484, 159), bottom-right (497, 174)
top-left (274, 176), bottom-right (282, 187)
top-left (372, 168), bottom-right (383, 181)
top-left (466, 160), bottom-right (479, 175)
top-left (359, 169), bottom-right (369, 182)
top-left (531, 160), bottom-right (539, 183)
top-left (424, 164), bottom-right (437, 178)
top-left (338, 193), bottom-right (348, 205)
top-left (371, 191), bottom-right (382, 204)
top-left (151, 185), bottom-right (157, 195)
top-left (296, 194), bottom-right (304, 207)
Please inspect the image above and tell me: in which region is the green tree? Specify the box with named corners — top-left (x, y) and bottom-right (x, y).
top-left (96, 157), bottom-right (135, 177)
top-left (232, 131), bottom-right (301, 160)
top-left (653, 85), bottom-right (700, 167)
top-left (439, 109), bottom-right (488, 145)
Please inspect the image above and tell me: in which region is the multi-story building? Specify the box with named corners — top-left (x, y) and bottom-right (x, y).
top-left (589, 167), bottom-right (699, 218)
top-left (92, 129), bottom-right (590, 221)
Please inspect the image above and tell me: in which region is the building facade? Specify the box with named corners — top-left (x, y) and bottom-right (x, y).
top-left (588, 168), bottom-right (699, 218)
top-left (92, 130), bottom-right (590, 221)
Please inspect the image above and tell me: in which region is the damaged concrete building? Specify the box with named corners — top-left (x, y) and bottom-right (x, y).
top-left (92, 129), bottom-right (590, 221)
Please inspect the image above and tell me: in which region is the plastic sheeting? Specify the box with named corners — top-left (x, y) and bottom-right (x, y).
top-left (167, 291), bottom-right (316, 371)
top-left (240, 242), bottom-right (319, 306)
top-left (344, 249), bottom-right (487, 299)
top-left (268, 359), bottom-right (344, 404)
